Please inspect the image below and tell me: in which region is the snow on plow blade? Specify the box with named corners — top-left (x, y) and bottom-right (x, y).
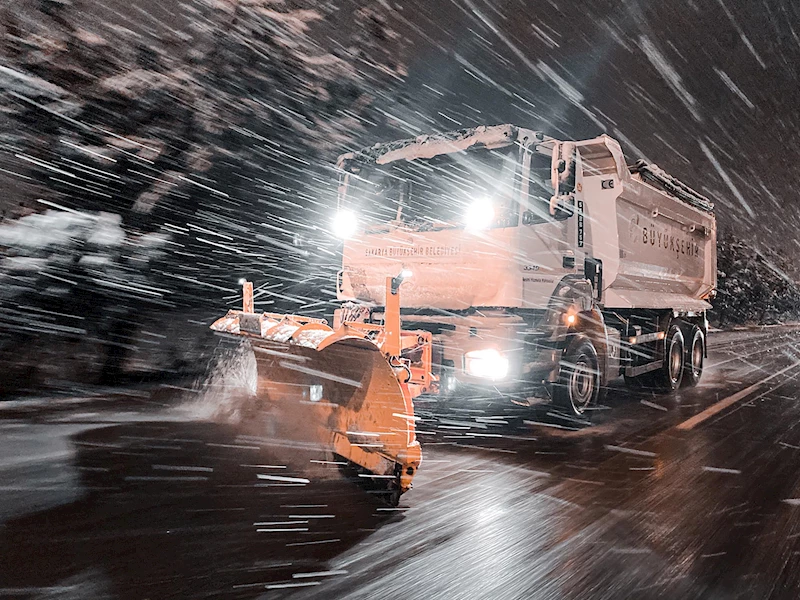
top-left (210, 280), bottom-right (430, 505)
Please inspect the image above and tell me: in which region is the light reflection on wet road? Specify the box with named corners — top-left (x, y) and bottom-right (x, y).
top-left (2, 326), bottom-right (800, 599)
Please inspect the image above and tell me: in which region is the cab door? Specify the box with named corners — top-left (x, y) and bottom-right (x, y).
top-left (518, 145), bottom-right (577, 309)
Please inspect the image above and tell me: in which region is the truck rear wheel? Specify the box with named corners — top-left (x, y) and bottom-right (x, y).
top-left (652, 324), bottom-right (685, 392)
top-left (682, 327), bottom-right (704, 387)
top-left (553, 336), bottom-right (600, 417)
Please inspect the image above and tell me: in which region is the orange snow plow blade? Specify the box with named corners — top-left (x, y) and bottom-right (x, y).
top-left (210, 278), bottom-right (430, 504)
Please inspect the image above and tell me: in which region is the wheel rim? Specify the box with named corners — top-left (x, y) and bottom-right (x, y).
top-left (692, 336), bottom-right (703, 377)
top-left (669, 336), bottom-right (683, 384)
top-left (570, 355), bottom-right (595, 412)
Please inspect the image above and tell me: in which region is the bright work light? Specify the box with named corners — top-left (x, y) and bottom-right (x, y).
top-left (464, 348), bottom-right (509, 380)
top-left (332, 209), bottom-right (358, 239)
top-left (464, 197), bottom-right (495, 231)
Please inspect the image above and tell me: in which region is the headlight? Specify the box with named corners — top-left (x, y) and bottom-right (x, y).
top-left (464, 198), bottom-right (494, 231)
top-left (332, 209), bottom-right (358, 239)
top-left (464, 348), bottom-right (509, 380)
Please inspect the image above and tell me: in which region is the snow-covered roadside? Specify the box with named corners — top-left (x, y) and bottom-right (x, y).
top-left (0, 422), bottom-right (90, 522)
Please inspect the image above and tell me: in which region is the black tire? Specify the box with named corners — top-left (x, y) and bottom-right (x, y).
top-left (682, 326), bottom-right (704, 387)
top-left (553, 336), bottom-right (600, 416)
top-left (652, 324), bottom-right (685, 392)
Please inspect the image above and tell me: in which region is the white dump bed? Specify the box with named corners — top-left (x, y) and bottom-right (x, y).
top-left (574, 136), bottom-right (716, 311)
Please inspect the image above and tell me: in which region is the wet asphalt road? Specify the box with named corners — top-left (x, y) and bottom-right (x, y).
top-left (3, 326), bottom-right (800, 599)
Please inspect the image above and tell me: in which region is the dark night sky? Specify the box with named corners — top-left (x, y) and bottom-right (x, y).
top-left (5, 0), bottom-right (799, 251)
top-left (385, 0), bottom-right (800, 252)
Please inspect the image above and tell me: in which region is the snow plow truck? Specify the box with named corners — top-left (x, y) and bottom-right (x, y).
top-left (211, 124), bottom-right (717, 504)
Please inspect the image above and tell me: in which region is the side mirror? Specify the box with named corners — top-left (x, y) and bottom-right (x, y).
top-left (551, 142), bottom-right (576, 195)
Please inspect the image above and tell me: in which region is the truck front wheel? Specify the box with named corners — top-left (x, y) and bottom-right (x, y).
top-left (554, 336), bottom-right (600, 417)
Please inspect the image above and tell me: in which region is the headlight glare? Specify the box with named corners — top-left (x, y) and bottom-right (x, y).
top-left (464, 197), bottom-right (495, 231)
top-left (332, 209), bottom-right (358, 239)
top-left (464, 348), bottom-right (509, 380)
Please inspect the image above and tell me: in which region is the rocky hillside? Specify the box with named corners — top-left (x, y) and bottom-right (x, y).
top-left (710, 234), bottom-right (800, 327)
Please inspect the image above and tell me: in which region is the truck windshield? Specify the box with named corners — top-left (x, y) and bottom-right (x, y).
top-left (342, 147), bottom-right (519, 232)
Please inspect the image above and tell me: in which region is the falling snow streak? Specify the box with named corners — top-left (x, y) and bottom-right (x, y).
top-left (699, 140), bottom-right (755, 218)
top-left (637, 35), bottom-right (702, 122)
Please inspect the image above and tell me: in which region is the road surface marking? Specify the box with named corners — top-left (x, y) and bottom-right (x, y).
top-left (677, 362), bottom-right (800, 431)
